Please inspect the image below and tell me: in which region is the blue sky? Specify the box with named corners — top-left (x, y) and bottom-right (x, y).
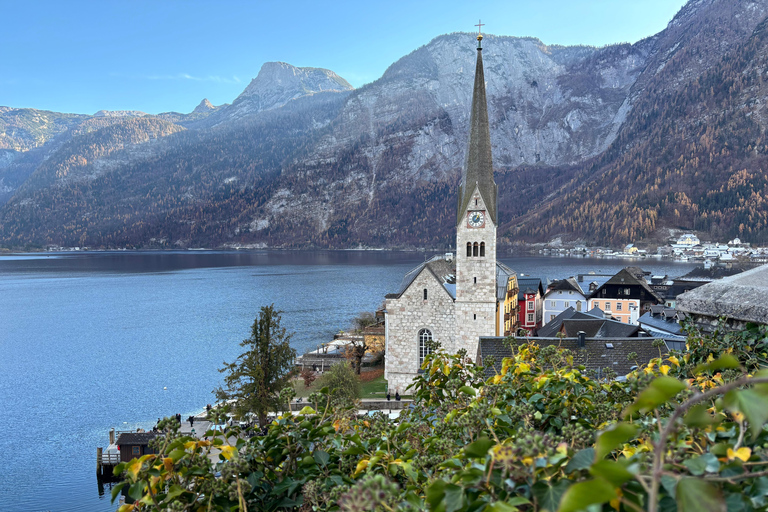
top-left (1, 0), bottom-right (688, 115)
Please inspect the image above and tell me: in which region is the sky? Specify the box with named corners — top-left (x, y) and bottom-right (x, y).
top-left (0, 0), bottom-right (689, 115)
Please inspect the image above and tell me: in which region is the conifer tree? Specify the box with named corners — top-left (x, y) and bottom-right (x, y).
top-left (215, 304), bottom-right (296, 427)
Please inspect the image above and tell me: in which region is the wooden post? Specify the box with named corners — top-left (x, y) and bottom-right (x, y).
top-left (109, 428), bottom-right (115, 445)
top-left (97, 447), bottom-right (103, 476)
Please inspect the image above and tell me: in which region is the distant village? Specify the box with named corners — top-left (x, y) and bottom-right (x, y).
top-left (537, 232), bottom-right (768, 264)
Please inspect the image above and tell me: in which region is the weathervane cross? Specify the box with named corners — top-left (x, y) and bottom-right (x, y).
top-left (475, 19), bottom-right (484, 36)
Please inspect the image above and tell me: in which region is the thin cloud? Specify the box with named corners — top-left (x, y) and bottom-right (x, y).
top-left (145, 73), bottom-right (241, 84)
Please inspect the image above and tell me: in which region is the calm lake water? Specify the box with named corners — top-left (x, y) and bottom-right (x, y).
top-left (0, 250), bottom-right (697, 511)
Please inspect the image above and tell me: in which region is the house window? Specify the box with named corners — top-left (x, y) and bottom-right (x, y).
top-left (558, 291), bottom-right (562, 294)
top-left (527, 313), bottom-right (534, 323)
top-left (132, 446), bottom-right (141, 455)
top-left (605, 302), bottom-right (611, 310)
top-left (480, 242), bottom-right (485, 257)
top-left (418, 329), bottom-right (433, 366)
top-left (550, 301), bottom-right (556, 308)
top-left (473, 243), bottom-right (479, 257)
top-left (625, 288), bottom-right (631, 295)
top-left (616, 302), bottom-right (622, 311)
top-left (466, 242), bottom-right (472, 257)
top-left (474, 277), bottom-right (477, 284)
top-left (423, 288), bottom-right (428, 300)
top-left (564, 301), bottom-right (569, 308)
top-left (550, 314), bottom-right (555, 321)
top-left (528, 301), bottom-right (534, 311)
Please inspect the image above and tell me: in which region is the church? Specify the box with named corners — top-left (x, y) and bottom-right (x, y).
top-left (384, 31), bottom-right (518, 393)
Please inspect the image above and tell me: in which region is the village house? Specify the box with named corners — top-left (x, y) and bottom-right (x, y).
top-left (517, 277), bottom-right (545, 332)
top-left (587, 268), bottom-right (663, 324)
top-left (542, 277), bottom-right (588, 324)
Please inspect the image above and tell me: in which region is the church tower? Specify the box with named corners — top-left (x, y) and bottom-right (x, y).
top-left (454, 29), bottom-right (498, 358)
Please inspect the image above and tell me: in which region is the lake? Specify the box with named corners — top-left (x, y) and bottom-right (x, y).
top-left (0, 250), bottom-right (697, 511)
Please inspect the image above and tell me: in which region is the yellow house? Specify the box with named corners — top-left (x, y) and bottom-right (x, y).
top-left (498, 269), bottom-right (519, 336)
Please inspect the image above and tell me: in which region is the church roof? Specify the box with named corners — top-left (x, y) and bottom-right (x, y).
top-left (457, 43), bottom-right (497, 227)
top-left (385, 255), bottom-right (456, 300)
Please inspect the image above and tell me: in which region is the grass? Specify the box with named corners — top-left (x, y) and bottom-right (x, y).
top-left (291, 366), bottom-right (388, 400)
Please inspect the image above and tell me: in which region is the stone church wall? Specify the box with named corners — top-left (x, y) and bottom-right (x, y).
top-left (385, 268), bottom-right (457, 393)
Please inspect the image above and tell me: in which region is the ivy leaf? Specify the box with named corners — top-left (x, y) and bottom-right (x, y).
top-left (532, 480), bottom-right (571, 512)
top-left (110, 481), bottom-right (127, 503)
top-left (557, 478), bottom-right (616, 512)
top-left (683, 453), bottom-right (720, 476)
top-left (693, 354), bottom-right (741, 375)
top-left (589, 460), bottom-right (635, 487)
top-left (458, 385), bottom-right (476, 396)
top-left (683, 404), bottom-right (720, 428)
top-left (426, 480), bottom-right (465, 512)
top-left (625, 377), bottom-right (686, 417)
top-left (723, 389), bottom-right (768, 439)
top-left (677, 478), bottom-right (726, 512)
top-left (565, 448), bottom-right (594, 473)
top-left (465, 437), bottom-right (494, 459)
top-left (313, 449), bottom-right (330, 468)
top-left (595, 423), bottom-right (638, 460)
top-left (128, 481), bottom-right (145, 502)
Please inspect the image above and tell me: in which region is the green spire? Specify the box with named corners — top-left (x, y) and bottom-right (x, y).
top-left (457, 37), bottom-right (497, 227)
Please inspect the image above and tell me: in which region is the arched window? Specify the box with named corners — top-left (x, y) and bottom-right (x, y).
top-left (480, 242), bottom-right (485, 257)
top-left (423, 288), bottom-right (428, 300)
top-left (473, 242), bottom-right (479, 257)
top-left (466, 242), bottom-right (472, 257)
top-left (418, 329), bottom-right (433, 366)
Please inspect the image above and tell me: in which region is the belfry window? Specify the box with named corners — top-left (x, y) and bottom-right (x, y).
top-left (418, 329), bottom-right (433, 366)
top-left (423, 288), bottom-right (428, 300)
top-left (473, 242), bottom-right (479, 257)
top-left (466, 242), bottom-right (472, 257)
top-left (480, 242), bottom-right (485, 257)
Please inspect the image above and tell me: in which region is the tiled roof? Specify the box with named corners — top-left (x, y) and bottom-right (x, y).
top-left (560, 319), bottom-right (640, 338)
top-left (386, 256), bottom-right (456, 299)
top-left (518, 277), bottom-right (544, 300)
top-left (594, 268), bottom-right (663, 302)
top-left (677, 264), bottom-right (768, 324)
top-left (536, 307), bottom-right (607, 338)
top-left (117, 432), bottom-right (159, 445)
top-left (478, 336), bottom-right (668, 378)
top-left (546, 277), bottom-right (584, 295)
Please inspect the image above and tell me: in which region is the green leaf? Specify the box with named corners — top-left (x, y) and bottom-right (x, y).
top-left (486, 498), bottom-right (530, 512)
top-left (459, 385), bottom-right (477, 396)
top-left (313, 449), bottom-right (329, 467)
top-left (532, 480), bottom-right (571, 512)
top-left (128, 481), bottom-right (145, 502)
top-left (683, 404), bottom-right (720, 428)
top-left (465, 437), bottom-right (494, 459)
top-left (565, 448), bottom-right (595, 473)
top-left (444, 483), bottom-right (466, 512)
top-left (693, 354), bottom-right (741, 375)
top-left (595, 422), bottom-right (638, 460)
top-left (677, 478), bottom-right (726, 512)
top-left (110, 481), bottom-right (127, 503)
top-left (589, 460), bottom-right (635, 487)
top-left (683, 453), bottom-right (720, 476)
top-left (426, 480), bottom-right (465, 512)
top-left (625, 376), bottom-right (686, 416)
top-left (165, 485), bottom-right (185, 501)
top-left (557, 478), bottom-right (616, 512)
top-left (724, 389), bottom-right (768, 439)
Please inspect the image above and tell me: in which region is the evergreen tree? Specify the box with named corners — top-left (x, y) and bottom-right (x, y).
top-left (215, 304), bottom-right (296, 427)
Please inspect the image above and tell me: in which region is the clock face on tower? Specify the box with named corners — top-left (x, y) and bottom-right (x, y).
top-left (467, 211), bottom-right (485, 228)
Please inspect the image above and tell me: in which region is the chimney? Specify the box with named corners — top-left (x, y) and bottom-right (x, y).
top-left (603, 310), bottom-right (612, 320)
top-left (577, 331), bottom-right (586, 348)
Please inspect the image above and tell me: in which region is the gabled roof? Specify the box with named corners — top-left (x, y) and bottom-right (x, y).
top-left (385, 256), bottom-right (456, 300)
top-left (518, 277), bottom-right (545, 300)
top-left (592, 268), bottom-right (663, 302)
top-left (536, 307), bottom-right (606, 338)
top-left (116, 432), bottom-right (159, 445)
top-left (478, 336), bottom-right (669, 378)
top-left (457, 43), bottom-right (497, 226)
top-left (545, 277), bottom-right (585, 296)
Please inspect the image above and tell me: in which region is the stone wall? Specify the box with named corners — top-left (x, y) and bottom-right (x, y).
top-left (385, 268), bottom-right (457, 393)
top-left (455, 186), bottom-right (497, 359)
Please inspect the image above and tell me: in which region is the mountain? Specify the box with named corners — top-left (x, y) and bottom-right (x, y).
top-left (3, 0), bottom-right (768, 249)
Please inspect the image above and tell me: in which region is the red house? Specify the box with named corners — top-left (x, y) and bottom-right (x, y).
top-left (517, 277), bottom-right (545, 332)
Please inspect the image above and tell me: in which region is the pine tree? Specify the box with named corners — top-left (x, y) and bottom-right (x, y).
top-left (215, 305), bottom-right (296, 427)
